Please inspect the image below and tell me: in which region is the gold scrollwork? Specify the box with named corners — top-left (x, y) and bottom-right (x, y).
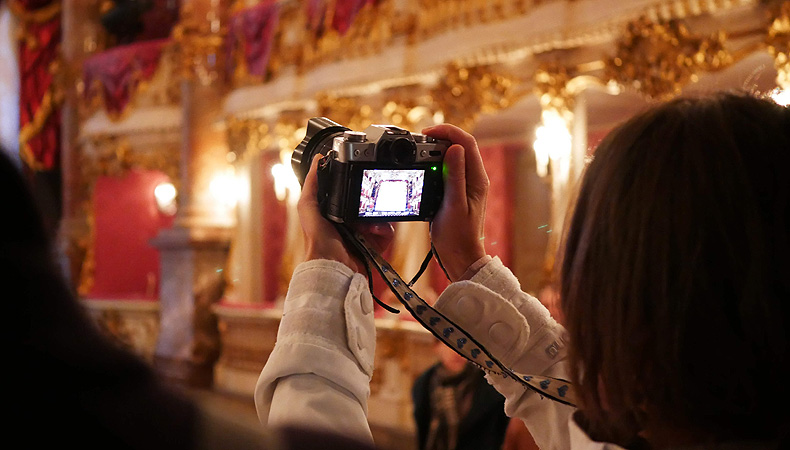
top-left (605, 16), bottom-right (732, 99)
top-left (430, 61), bottom-right (526, 131)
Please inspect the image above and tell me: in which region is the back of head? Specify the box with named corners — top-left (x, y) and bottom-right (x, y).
top-left (560, 92), bottom-right (790, 443)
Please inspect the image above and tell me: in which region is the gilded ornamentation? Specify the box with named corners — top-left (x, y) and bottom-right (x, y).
top-left (534, 62), bottom-right (575, 115)
top-left (172, 1), bottom-right (231, 85)
top-left (380, 85), bottom-right (438, 131)
top-left (604, 16), bottom-right (733, 99)
top-left (430, 61), bottom-right (526, 131)
top-left (410, 0), bottom-right (540, 43)
top-left (316, 92), bottom-right (372, 130)
top-left (301, 0), bottom-right (396, 69)
top-left (226, 116), bottom-right (272, 160)
top-left (767, 1), bottom-right (790, 87)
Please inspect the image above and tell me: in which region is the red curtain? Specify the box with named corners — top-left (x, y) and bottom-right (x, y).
top-left (11, 0), bottom-right (62, 171)
top-left (82, 39), bottom-right (169, 117)
top-left (226, 1), bottom-right (279, 80)
top-left (306, 0), bottom-right (375, 37)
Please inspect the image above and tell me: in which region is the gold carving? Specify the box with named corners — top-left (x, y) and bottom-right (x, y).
top-left (534, 61), bottom-right (575, 114)
top-left (172, 1), bottom-right (231, 85)
top-left (430, 61), bottom-right (526, 131)
top-left (301, 0), bottom-right (396, 69)
top-left (225, 116), bottom-right (272, 160)
top-left (605, 16), bottom-right (733, 99)
top-left (316, 92), bottom-right (372, 130)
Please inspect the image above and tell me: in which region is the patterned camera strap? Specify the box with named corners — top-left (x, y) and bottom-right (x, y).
top-left (335, 224), bottom-right (577, 407)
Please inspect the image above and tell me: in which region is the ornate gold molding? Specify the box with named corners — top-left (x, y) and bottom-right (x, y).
top-left (430, 61), bottom-right (526, 131)
top-left (604, 16), bottom-right (732, 99)
top-left (172, 1), bottom-right (231, 85)
top-left (534, 61), bottom-right (575, 114)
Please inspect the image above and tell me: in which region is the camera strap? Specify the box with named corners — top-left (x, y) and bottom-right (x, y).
top-left (335, 223), bottom-right (577, 407)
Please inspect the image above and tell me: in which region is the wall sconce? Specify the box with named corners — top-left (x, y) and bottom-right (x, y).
top-left (154, 182), bottom-right (177, 215)
top-left (209, 166), bottom-right (240, 209)
top-left (533, 108), bottom-right (573, 182)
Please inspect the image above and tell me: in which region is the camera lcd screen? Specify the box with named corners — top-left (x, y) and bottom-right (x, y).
top-left (359, 169), bottom-right (425, 218)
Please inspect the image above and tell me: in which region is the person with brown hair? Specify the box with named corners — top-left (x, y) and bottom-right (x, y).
top-left (256, 91), bottom-right (790, 450)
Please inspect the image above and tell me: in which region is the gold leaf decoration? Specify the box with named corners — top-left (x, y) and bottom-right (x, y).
top-left (605, 16), bottom-right (732, 99)
top-left (430, 61), bottom-right (525, 131)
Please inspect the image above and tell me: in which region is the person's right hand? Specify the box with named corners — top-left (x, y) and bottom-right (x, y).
top-left (422, 124), bottom-right (490, 282)
top-left (298, 155), bottom-right (394, 274)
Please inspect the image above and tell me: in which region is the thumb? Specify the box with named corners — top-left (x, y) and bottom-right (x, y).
top-left (442, 144), bottom-right (467, 210)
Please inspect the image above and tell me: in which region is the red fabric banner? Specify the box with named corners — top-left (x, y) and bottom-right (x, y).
top-left (82, 39), bottom-right (169, 117)
top-left (226, 1), bottom-right (279, 80)
top-left (12, 0), bottom-right (62, 171)
top-left (306, 0), bottom-right (375, 37)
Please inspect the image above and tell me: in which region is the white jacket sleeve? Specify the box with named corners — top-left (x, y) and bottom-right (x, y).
top-left (254, 260), bottom-right (376, 445)
top-left (433, 256), bottom-right (575, 450)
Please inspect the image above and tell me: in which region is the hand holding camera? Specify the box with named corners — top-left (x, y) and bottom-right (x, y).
top-left (293, 118), bottom-right (488, 282)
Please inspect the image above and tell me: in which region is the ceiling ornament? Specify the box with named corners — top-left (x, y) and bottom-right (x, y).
top-left (430, 61), bottom-right (526, 131)
top-left (604, 16), bottom-right (733, 99)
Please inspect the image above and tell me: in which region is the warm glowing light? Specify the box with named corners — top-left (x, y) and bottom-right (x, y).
top-left (770, 87), bottom-right (790, 106)
top-left (271, 148), bottom-right (302, 204)
top-left (154, 182), bottom-right (177, 215)
top-left (533, 108), bottom-right (572, 180)
top-left (209, 167), bottom-right (240, 208)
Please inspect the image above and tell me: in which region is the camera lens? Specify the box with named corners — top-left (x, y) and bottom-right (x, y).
top-left (379, 137), bottom-right (416, 165)
top-left (292, 117), bottom-right (349, 186)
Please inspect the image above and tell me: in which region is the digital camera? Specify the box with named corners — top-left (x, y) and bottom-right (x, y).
top-left (292, 117), bottom-right (450, 223)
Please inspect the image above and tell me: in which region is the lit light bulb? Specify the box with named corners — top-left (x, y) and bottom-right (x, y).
top-left (533, 109), bottom-right (572, 180)
top-left (209, 168), bottom-right (240, 209)
top-left (154, 182), bottom-right (177, 215)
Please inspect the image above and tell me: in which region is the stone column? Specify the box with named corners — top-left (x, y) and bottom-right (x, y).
top-left (58, 1), bottom-right (102, 289)
top-left (151, 0), bottom-right (234, 388)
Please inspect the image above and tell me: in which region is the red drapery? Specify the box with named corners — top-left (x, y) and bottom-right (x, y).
top-left (82, 39), bottom-right (169, 117)
top-left (226, 1), bottom-right (279, 80)
top-left (11, 0), bottom-right (62, 171)
top-left (306, 0), bottom-right (375, 37)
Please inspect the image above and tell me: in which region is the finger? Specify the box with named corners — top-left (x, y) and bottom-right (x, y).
top-left (298, 155), bottom-right (321, 210)
top-left (423, 124), bottom-right (488, 198)
top-left (441, 144), bottom-right (468, 211)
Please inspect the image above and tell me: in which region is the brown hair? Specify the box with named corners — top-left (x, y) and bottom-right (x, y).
top-left (559, 92), bottom-right (790, 442)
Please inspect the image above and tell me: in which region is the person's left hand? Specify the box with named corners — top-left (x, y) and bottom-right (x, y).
top-left (298, 155), bottom-right (395, 274)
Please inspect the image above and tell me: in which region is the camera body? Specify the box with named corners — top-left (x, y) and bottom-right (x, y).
top-left (292, 117), bottom-right (450, 223)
